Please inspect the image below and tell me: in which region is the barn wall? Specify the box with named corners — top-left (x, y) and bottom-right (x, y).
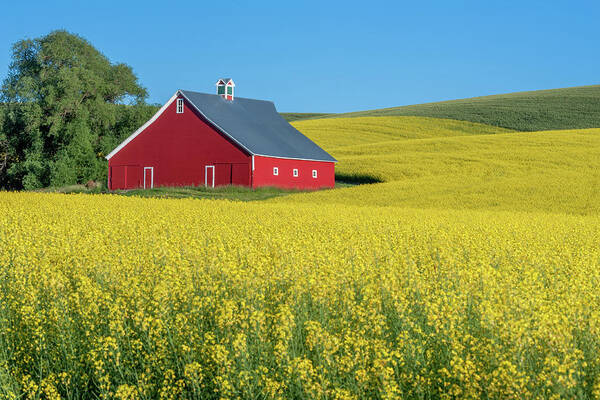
top-left (108, 96), bottom-right (251, 189)
top-left (253, 156), bottom-right (335, 189)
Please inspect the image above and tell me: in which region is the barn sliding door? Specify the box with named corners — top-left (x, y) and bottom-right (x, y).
top-left (205, 165), bottom-right (215, 188)
top-left (110, 165), bottom-right (142, 190)
top-left (214, 163), bottom-right (232, 186)
top-left (231, 163), bottom-right (250, 186)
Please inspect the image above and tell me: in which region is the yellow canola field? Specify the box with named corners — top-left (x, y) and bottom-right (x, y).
top-left (292, 116), bottom-right (513, 150)
top-left (289, 117), bottom-right (600, 215)
top-left (1, 192), bottom-right (600, 399)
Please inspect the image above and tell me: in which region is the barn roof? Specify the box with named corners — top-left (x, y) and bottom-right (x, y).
top-left (179, 90), bottom-right (337, 162)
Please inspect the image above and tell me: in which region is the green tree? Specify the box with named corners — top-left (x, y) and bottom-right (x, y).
top-left (0, 105), bottom-right (7, 186)
top-left (0, 30), bottom-right (156, 189)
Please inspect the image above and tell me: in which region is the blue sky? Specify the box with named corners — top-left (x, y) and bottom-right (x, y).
top-left (1, 0), bottom-right (598, 113)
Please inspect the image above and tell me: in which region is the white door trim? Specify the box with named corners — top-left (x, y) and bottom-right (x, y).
top-left (143, 167), bottom-right (154, 189)
top-left (205, 165), bottom-right (215, 188)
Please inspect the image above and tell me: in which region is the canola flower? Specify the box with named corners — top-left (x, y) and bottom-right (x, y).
top-left (1, 192), bottom-right (600, 399)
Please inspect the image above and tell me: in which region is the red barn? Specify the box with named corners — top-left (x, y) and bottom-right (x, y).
top-left (106, 79), bottom-right (336, 190)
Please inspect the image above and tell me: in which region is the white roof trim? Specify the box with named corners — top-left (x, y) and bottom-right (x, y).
top-left (215, 79), bottom-right (235, 87)
top-left (177, 90), bottom-right (253, 155)
top-left (105, 93), bottom-right (178, 160)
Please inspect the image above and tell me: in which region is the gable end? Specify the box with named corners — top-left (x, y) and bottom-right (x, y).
top-left (106, 91), bottom-right (255, 162)
top-left (105, 93), bottom-right (179, 160)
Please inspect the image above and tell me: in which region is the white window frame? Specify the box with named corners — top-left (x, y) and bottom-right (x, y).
top-left (273, 167), bottom-right (279, 176)
top-left (293, 168), bottom-right (298, 177)
top-left (312, 169), bottom-right (318, 179)
top-left (143, 167), bottom-right (154, 189)
top-left (176, 98), bottom-right (184, 114)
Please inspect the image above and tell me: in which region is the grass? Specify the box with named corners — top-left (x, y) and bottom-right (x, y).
top-left (39, 184), bottom-right (104, 194)
top-left (115, 185), bottom-right (299, 201)
top-left (42, 182), bottom-right (357, 201)
top-left (309, 85), bottom-right (600, 131)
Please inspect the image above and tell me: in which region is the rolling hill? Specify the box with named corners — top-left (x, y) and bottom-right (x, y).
top-left (292, 116), bottom-right (513, 150)
top-left (288, 85), bottom-right (600, 132)
top-left (280, 112), bottom-right (332, 122)
top-left (284, 116), bottom-right (600, 215)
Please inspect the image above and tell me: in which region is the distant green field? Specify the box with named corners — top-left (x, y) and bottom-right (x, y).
top-left (280, 112), bottom-right (332, 122)
top-left (309, 85), bottom-right (600, 131)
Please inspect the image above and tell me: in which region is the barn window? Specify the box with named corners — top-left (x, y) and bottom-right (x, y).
top-left (312, 170), bottom-right (317, 178)
top-left (227, 86), bottom-right (233, 95)
top-left (176, 98), bottom-right (184, 114)
top-left (273, 167), bottom-right (279, 176)
top-left (293, 169), bottom-right (298, 177)
top-left (217, 85), bottom-right (226, 95)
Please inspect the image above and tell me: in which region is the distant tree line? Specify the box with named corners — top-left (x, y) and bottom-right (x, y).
top-left (0, 31), bottom-right (158, 189)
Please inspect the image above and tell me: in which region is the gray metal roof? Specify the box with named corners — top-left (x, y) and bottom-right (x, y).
top-left (179, 90), bottom-right (337, 162)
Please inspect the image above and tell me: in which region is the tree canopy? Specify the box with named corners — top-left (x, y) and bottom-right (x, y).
top-left (0, 30), bottom-right (157, 189)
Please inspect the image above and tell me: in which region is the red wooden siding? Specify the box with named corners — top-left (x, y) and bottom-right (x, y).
top-left (109, 165), bottom-right (143, 190)
top-left (252, 156), bottom-right (335, 189)
top-left (108, 96), bottom-right (251, 190)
